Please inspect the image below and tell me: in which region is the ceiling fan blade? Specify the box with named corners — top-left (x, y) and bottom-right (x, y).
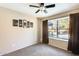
top-left (44, 10), bottom-right (47, 13)
top-left (29, 5), bottom-right (39, 8)
top-left (40, 3), bottom-right (44, 7)
top-left (45, 4), bottom-right (55, 8)
top-left (35, 9), bottom-right (40, 13)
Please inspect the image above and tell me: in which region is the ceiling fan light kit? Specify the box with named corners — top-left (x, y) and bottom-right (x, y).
top-left (29, 3), bottom-right (55, 13)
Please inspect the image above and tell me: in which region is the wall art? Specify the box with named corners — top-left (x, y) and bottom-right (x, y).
top-left (27, 21), bottom-right (30, 28)
top-left (13, 19), bottom-right (18, 26)
top-left (30, 22), bottom-right (33, 28)
top-left (23, 20), bottom-right (27, 28)
top-left (19, 19), bottom-right (22, 27)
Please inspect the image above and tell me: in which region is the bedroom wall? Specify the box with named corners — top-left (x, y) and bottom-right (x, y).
top-left (48, 8), bottom-right (79, 50)
top-left (40, 8), bottom-right (79, 50)
top-left (37, 18), bottom-right (43, 43)
top-left (49, 39), bottom-right (68, 50)
top-left (0, 7), bottom-right (38, 55)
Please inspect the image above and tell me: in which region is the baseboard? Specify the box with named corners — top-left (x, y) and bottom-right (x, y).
top-left (1, 42), bottom-right (39, 56)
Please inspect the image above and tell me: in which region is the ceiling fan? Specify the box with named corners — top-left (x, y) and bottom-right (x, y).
top-left (29, 3), bottom-right (55, 13)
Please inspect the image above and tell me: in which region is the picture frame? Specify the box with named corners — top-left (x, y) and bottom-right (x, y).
top-left (30, 22), bottom-right (33, 28)
top-left (12, 19), bottom-right (33, 29)
top-left (23, 20), bottom-right (27, 28)
top-left (19, 19), bottom-right (22, 27)
top-left (27, 21), bottom-right (30, 28)
top-left (13, 19), bottom-right (18, 26)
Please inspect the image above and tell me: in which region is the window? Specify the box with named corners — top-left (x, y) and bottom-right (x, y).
top-left (48, 17), bottom-right (69, 41)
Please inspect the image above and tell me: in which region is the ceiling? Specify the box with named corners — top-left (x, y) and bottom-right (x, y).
top-left (0, 3), bottom-right (79, 17)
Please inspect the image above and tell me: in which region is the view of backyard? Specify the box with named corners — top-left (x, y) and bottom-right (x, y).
top-left (48, 17), bottom-right (69, 40)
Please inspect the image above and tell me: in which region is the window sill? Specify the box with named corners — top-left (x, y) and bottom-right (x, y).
top-left (49, 37), bottom-right (68, 42)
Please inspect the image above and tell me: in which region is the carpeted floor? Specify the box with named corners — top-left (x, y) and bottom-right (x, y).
top-left (3, 44), bottom-right (75, 56)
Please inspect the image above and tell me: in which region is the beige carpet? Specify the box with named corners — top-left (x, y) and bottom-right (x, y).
top-left (3, 44), bottom-right (75, 56)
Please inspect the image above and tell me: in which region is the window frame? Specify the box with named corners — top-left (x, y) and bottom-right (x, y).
top-left (48, 16), bottom-right (69, 41)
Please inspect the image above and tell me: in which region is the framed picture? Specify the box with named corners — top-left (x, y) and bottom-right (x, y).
top-left (19, 19), bottom-right (22, 27)
top-left (27, 21), bottom-right (30, 28)
top-left (23, 20), bottom-right (27, 28)
top-left (13, 19), bottom-right (18, 26)
top-left (30, 22), bottom-right (33, 28)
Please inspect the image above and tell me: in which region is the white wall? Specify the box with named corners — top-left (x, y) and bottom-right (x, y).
top-left (41, 8), bottom-right (79, 20)
top-left (37, 18), bottom-right (43, 43)
top-left (49, 39), bottom-right (68, 50)
top-left (0, 7), bottom-right (38, 55)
